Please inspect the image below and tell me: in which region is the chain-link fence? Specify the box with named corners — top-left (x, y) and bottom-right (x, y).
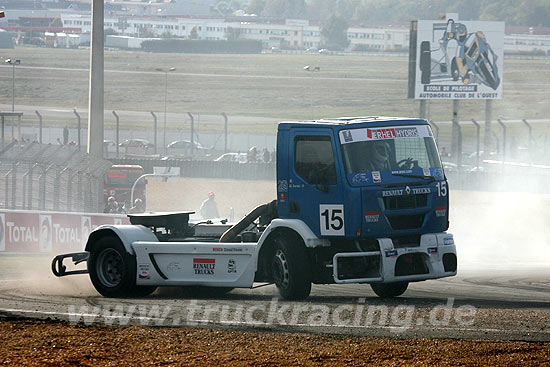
top-left (0, 141), bottom-right (112, 213)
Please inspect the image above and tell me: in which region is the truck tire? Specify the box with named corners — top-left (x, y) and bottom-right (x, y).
top-left (272, 234), bottom-right (312, 300)
top-left (88, 235), bottom-right (156, 298)
top-left (370, 282), bottom-right (408, 298)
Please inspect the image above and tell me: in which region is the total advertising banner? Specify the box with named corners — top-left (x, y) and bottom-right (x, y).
top-left (414, 19), bottom-right (504, 100)
top-left (0, 210), bottom-right (129, 253)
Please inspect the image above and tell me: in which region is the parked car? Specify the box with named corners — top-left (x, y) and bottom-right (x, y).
top-left (167, 140), bottom-right (205, 150)
top-left (166, 140), bottom-right (208, 158)
top-left (214, 152), bottom-right (247, 163)
top-left (119, 139), bottom-right (154, 148)
top-left (318, 48), bottom-right (330, 54)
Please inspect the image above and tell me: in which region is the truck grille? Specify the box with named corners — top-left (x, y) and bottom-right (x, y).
top-left (387, 214), bottom-right (425, 230)
top-left (384, 194), bottom-right (427, 210)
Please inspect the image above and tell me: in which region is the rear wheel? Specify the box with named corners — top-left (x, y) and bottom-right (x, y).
top-left (88, 236), bottom-right (156, 298)
top-left (370, 282), bottom-right (408, 298)
top-left (272, 234), bottom-right (312, 300)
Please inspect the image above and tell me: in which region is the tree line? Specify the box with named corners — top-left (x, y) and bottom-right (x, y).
top-left (242, 0), bottom-right (550, 27)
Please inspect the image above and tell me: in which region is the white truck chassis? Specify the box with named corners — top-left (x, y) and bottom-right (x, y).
top-left (52, 210), bottom-right (457, 299)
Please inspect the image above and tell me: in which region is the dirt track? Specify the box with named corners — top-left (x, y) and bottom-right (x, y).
top-left (1, 320), bottom-right (549, 366)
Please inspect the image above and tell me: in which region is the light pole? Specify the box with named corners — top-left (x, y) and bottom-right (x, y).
top-left (303, 65), bottom-right (320, 120)
top-left (159, 67), bottom-right (176, 155)
top-left (5, 59), bottom-right (21, 112)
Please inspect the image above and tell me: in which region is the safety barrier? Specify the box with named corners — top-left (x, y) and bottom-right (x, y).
top-left (0, 209), bottom-right (129, 254)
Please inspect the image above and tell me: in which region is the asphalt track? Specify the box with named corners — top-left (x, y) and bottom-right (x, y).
top-left (0, 259), bottom-right (549, 342)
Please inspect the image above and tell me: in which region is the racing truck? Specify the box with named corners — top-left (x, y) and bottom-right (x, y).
top-left (52, 117), bottom-right (457, 300)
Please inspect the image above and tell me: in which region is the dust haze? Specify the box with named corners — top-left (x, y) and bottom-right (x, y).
top-left (148, 177), bottom-right (550, 269)
top-left (1, 177), bottom-right (548, 298)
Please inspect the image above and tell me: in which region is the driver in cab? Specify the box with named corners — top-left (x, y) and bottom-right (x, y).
top-left (367, 141), bottom-right (391, 171)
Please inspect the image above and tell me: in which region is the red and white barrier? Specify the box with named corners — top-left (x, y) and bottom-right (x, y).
top-left (0, 210), bottom-right (130, 254)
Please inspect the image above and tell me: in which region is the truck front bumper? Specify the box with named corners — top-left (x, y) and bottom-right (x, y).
top-left (332, 233), bottom-right (457, 284)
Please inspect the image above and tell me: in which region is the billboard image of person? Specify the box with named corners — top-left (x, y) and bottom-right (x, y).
top-left (413, 18), bottom-right (504, 100)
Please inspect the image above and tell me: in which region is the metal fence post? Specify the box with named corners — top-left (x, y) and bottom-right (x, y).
top-left (28, 163), bottom-right (38, 210)
top-left (429, 120), bottom-right (439, 146)
top-left (497, 119), bottom-right (506, 163)
top-left (150, 111), bottom-right (157, 155)
top-left (4, 166), bottom-right (9, 209)
top-left (54, 167), bottom-right (62, 211)
top-left (35, 110), bottom-right (43, 144)
top-left (452, 120), bottom-right (462, 170)
top-left (522, 119), bottom-right (532, 157)
top-left (73, 108), bottom-right (81, 150)
top-left (113, 110), bottom-right (119, 159)
top-left (187, 112), bottom-right (195, 158)
top-left (66, 168), bottom-right (77, 212)
top-left (77, 172), bottom-right (84, 212)
top-left (221, 112), bottom-right (228, 153)
top-left (471, 119), bottom-right (480, 171)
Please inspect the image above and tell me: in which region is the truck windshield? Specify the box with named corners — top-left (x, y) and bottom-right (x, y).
top-left (339, 125), bottom-right (442, 173)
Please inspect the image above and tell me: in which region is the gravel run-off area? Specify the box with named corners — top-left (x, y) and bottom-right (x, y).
top-left (1, 320), bottom-right (549, 366)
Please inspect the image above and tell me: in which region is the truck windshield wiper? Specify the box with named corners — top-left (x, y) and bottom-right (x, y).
top-left (391, 173), bottom-right (435, 182)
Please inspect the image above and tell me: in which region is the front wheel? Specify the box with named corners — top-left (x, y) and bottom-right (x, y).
top-left (370, 282), bottom-right (408, 298)
top-left (272, 234), bottom-right (312, 300)
top-left (88, 235), bottom-right (156, 298)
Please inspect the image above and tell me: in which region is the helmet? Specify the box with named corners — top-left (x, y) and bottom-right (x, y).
top-left (134, 198), bottom-right (142, 206)
top-left (371, 141), bottom-right (389, 163)
top-left (456, 24), bottom-right (467, 42)
top-left (107, 196), bottom-right (115, 203)
top-left (208, 191), bottom-right (215, 198)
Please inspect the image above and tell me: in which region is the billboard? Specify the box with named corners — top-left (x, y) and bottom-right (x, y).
top-left (411, 19), bottom-right (504, 100)
top-left (0, 210), bottom-right (129, 253)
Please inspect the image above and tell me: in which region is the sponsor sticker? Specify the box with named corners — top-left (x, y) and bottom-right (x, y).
top-left (279, 192), bottom-right (286, 202)
top-left (213, 247), bottom-right (244, 252)
top-left (372, 171), bottom-right (381, 183)
top-left (138, 264), bottom-right (150, 279)
top-left (339, 125), bottom-right (433, 144)
top-left (367, 127), bottom-right (419, 140)
top-left (342, 130), bottom-right (353, 142)
top-left (193, 258), bottom-right (216, 275)
top-left (423, 168), bottom-right (431, 177)
top-left (444, 237), bottom-right (454, 246)
top-left (385, 250), bottom-right (398, 258)
top-left (352, 173), bottom-right (370, 185)
top-left (228, 259), bottom-right (237, 273)
top-left (433, 167), bottom-right (444, 181)
top-left (428, 247), bottom-right (438, 254)
top-left (435, 206), bottom-right (447, 217)
top-left (364, 211), bottom-right (380, 223)
top-left (167, 262), bottom-right (183, 272)
top-left (277, 180), bottom-right (288, 192)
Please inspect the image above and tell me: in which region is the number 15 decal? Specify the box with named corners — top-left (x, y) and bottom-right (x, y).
top-left (320, 204), bottom-right (345, 236)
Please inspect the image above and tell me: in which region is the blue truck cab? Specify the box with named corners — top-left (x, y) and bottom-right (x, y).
top-left (274, 116), bottom-right (457, 297)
